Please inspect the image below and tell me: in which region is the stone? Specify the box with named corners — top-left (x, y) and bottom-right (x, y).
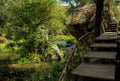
top-left (67, 3), bottom-right (116, 39)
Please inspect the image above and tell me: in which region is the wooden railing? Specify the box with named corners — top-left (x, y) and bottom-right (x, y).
top-left (101, 20), bottom-right (107, 33)
top-left (58, 32), bottom-right (95, 81)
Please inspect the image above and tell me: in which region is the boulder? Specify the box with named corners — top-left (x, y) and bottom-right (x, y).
top-left (0, 37), bottom-right (7, 43)
top-left (70, 4), bottom-right (96, 25)
top-left (67, 4), bottom-right (96, 39)
top-left (67, 3), bottom-right (116, 39)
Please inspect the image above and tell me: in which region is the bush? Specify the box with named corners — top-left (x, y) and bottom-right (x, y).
top-left (31, 62), bottom-right (64, 81)
top-left (5, 41), bottom-right (18, 50)
top-left (55, 35), bottom-right (76, 44)
top-left (0, 62), bottom-right (64, 81)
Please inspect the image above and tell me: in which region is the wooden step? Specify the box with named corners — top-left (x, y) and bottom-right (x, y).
top-left (106, 26), bottom-right (117, 29)
top-left (106, 28), bottom-right (116, 29)
top-left (106, 29), bottom-right (116, 32)
top-left (107, 30), bottom-right (116, 32)
top-left (108, 23), bottom-right (117, 24)
top-left (90, 43), bottom-right (117, 48)
top-left (106, 28), bottom-right (117, 30)
top-left (102, 32), bottom-right (117, 35)
top-left (96, 32), bottom-right (117, 40)
top-left (106, 30), bottom-right (116, 32)
top-left (95, 32), bottom-right (117, 43)
top-left (90, 43), bottom-right (117, 51)
top-left (108, 25), bottom-right (117, 27)
top-left (107, 26), bottom-right (117, 27)
top-left (107, 24), bottom-right (117, 26)
top-left (83, 51), bottom-right (116, 59)
top-left (108, 23), bottom-right (117, 25)
top-left (72, 63), bottom-right (115, 80)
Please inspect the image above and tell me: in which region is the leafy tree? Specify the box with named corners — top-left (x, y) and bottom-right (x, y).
top-left (110, 0), bottom-right (120, 21)
top-left (0, 0), bottom-right (7, 36)
top-left (2, 0), bottom-right (67, 59)
top-left (61, 0), bottom-right (93, 6)
top-left (3, 0), bottom-right (65, 39)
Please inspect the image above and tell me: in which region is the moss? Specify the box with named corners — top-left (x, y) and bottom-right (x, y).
top-left (55, 35), bottom-right (76, 43)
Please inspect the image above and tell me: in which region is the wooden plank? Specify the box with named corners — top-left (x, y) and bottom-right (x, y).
top-left (96, 35), bottom-right (117, 40)
top-left (96, 32), bottom-right (117, 40)
top-left (72, 63), bottom-right (115, 80)
top-left (106, 29), bottom-right (116, 30)
top-left (108, 23), bottom-right (117, 26)
top-left (83, 51), bottom-right (116, 59)
top-left (106, 29), bottom-right (116, 32)
top-left (90, 43), bottom-right (117, 48)
top-left (102, 32), bottom-right (117, 35)
top-left (108, 26), bottom-right (117, 27)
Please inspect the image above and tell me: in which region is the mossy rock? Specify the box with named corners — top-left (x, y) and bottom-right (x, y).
top-left (67, 3), bottom-right (117, 39)
top-left (0, 37), bottom-right (7, 43)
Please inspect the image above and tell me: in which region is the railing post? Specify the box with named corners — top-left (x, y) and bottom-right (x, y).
top-left (115, 37), bottom-right (120, 81)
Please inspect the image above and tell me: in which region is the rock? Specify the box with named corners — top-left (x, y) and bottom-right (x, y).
top-left (67, 3), bottom-right (117, 39)
top-left (68, 4), bottom-right (96, 39)
top-left (51, 45), bottom-right (63, 61)
top-left (70, 4), bottom-right (96, 25)
top-left (0, 37), bottom-right (7, 43)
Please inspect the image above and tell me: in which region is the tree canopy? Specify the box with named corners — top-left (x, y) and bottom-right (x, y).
top-left (61, 0), bottom-right (93, 6)
top-left (0, 0), bottom-right (68, 59)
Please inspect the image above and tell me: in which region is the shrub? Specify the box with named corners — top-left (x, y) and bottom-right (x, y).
top-left (31, 62), bottom-right (64, 81)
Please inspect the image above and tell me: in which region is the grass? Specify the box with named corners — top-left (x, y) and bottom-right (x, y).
top-left (0, 51), bottom-right (20, 60)
top-left (0, 41), bottom-right (64, 81)
top-left (0, 41), bottom-right (21, 64)
top-left (0, 50), bottom-right (21, 65)
top-left (9, 62), bottom-right (49, 72)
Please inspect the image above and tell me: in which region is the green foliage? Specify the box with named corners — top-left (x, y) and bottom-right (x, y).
top-left (31, 62), bottom-right (64, 81)
top-left (0, 52), bottom-right (19, 60)
top-left (16, 57), bottom-right (29, 64)
top-left (0, 0), bottom-right (70, 80)
top-left (0, 0), bottom-right (68, 60)
top-left (5, 41), bottom-right (17, 50)
top-left (0, 40), bottom-right (13, 51)
top-left (0, 61), bottom-right (64, 81)
top-left (0, 51), bottom-right (21, 64)
top-left (0, 43), bottom-right (6, 51)
top-left (110, 1), bottom-right (120, 21)
top-left (61, 0), bottom-right (93, 6)
top-left (75, 0), bottom-right (93, 6)
top-left (0, 63), bottom-right (41, 80)
top-left (3, 0), bottom-right (66, 40)
top-left (19, 26), bottom-right (50, 58)
top-left (55, 35), bottom-right (76, 44)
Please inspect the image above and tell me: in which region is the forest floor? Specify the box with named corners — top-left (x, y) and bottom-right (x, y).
top-left (0, 51), bottom-right (50, 81)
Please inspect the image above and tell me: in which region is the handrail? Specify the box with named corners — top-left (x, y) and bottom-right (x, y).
top-left (58, 32), bottom-right (94, 81)
top-left (101, 20), bottom-right (106, 33)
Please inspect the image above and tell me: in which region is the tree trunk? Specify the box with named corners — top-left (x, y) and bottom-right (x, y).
top-left (95, 0), bottom-right (104, 36)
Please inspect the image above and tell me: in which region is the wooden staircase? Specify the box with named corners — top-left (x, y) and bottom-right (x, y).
top-left (105, 23), bottom-right (118, 32)
top-left (59, 22), bottom-right (120, 81)
top-left (72, 32), bottom-right (118, 81)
